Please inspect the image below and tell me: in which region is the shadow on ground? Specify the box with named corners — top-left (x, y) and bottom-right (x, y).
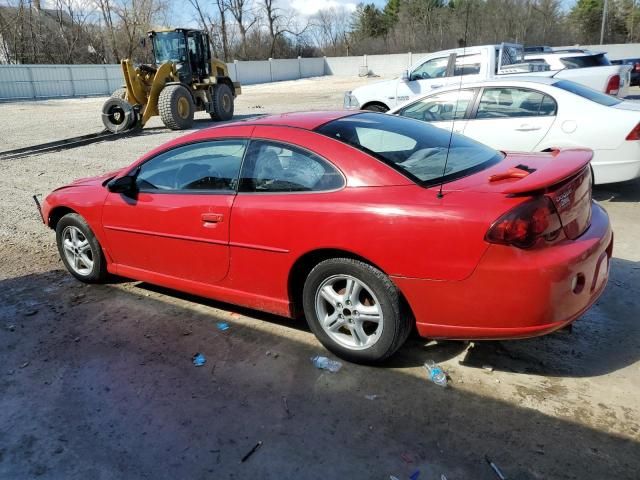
top-left (137, 256), bottom-right (640, 379)
top-left (1, 265), bottom-right (639, 479)
top-left (593, 177), bottom-right (640, 203)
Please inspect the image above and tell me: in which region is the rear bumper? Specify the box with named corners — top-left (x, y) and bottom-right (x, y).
top-left (592, 149), bottom-right (640, 184)
top-left (393, 202), bottom-right (613, 340)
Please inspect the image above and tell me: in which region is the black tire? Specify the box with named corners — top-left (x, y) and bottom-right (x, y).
top-left (210, 83), bottom-right (234, 121)
top-left (55, 213), bottom-right (108, 284)
top-left (159, 84), bottom-right (195, 130)
top-left (111, 87), bottom-right (127, 100)
top-left (302, 258), bottom-right (411, 363)
top-left (101, 97), bottom-right (136, 133)
top-left (362, 103), bottom-right (389, 113)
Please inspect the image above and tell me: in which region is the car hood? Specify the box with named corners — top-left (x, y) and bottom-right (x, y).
top-left (54, 168), bottom-right (124, 191)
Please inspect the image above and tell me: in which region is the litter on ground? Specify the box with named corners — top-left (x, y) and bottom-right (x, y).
top-left (192, 353), bottom-right (206, 366)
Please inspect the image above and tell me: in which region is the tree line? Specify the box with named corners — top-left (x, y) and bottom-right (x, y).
top-left (0, 0), bottom-right (638, 65)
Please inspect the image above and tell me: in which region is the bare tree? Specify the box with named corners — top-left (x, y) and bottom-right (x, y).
top-left (309, 7), bottom-right (351, 56)
top-left (186, 0), bottom-right (231, 61)
top-left (262, 0), bottom-right (309, 58)
top-left (227, 0), bottom-right (257, 58)
top-left (96, 0), bottom-right (120, 61)
top-left (53, 0), bottom-right (96, 63)
top-left (187, 0), bottom-right (218, 56)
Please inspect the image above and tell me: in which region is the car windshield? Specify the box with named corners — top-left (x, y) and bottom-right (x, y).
top-left (315, 113), bottom-right (503, 186)
top-left (553, 79), bottom-right (621, 106)
top-left (153, 32), bottom-right (187, 64)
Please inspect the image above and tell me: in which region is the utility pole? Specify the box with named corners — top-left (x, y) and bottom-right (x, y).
top-left (630, 0), bottom-right (636, 42)
top-left (600, 0), bottom-right (609, 44)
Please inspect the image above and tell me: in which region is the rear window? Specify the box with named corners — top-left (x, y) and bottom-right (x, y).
top-left (315, 113), bottom-right (503, 186)
top-left (553, 79), bottom-right (621, 106)
top-left (560, 54), bottom-right (610, 69)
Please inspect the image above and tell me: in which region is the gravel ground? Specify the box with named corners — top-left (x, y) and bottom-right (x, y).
top-left (0, 77), bottom-right (639, 479)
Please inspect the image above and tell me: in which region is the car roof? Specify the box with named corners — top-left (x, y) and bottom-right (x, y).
top-left (236, 110), bottom-right (356, 130)
top-left (388, 77), bottom-right (566, 113)
top-left (432, 76), bottom-right (559, 89)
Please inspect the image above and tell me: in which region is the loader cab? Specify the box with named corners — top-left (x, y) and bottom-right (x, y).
top-left (149, 29), bottom-right (211, 84)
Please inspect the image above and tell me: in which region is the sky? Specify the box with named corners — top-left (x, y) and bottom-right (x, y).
top-left (289, 0), bottom-right (383, 16)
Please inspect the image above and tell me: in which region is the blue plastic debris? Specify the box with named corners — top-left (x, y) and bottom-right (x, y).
top-left (409, 470), bottom-right (421, 480)
top-left (192, 353), bottom-right (206, 366)
top-left (216, 322), bottom-right (230, 331)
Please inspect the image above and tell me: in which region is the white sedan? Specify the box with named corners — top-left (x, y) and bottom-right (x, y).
top-left (389, 77), bottom-right (640, 184)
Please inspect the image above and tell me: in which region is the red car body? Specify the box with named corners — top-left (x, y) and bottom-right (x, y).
top-left (41, 111), bottom-right (612, 343)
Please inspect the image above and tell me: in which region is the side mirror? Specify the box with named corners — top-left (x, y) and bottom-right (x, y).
top-left (108, 175), bottom-right (137, 194)
top-left (401, 69), bottom-right (410, 82)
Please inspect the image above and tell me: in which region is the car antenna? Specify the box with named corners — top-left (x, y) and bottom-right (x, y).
top-left (550, 66), bottom-right (567, 79)
top-left (437, 3), bottom-right (470, 199)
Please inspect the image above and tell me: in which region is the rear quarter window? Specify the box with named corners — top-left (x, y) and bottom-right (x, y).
top-left (553, 79), bottom-right (621, 106)
top-left (560, 54), bottom-right (610, 69)
top-left (315, 113), bottom-right (503, 186)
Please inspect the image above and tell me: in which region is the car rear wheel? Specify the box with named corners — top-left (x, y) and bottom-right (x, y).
top-left (56, 213), bottom-right (108, 283)
top-left (303, 258), bottom-right (411, 363)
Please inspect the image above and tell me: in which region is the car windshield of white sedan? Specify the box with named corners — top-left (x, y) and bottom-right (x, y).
top-left (554, 80), bottom-right (621, 107)
top-left (316, 113), bottom-right (503, 185)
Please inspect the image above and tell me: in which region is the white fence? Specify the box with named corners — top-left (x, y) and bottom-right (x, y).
top-left (325, 44), bottom-right (640, 78)
top-left (0, 64), bottom-right (123, 100)
top-left (1, 44), bottom-right (638, 101)
top-left (325, 52), bottom-right (429, 77)
top-left (0, 56), bottom-right (325, 101)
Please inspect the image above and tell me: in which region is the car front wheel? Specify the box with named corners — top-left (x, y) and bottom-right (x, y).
top-left (302, 258), bottom-right (412, 363)
top-left (55, 213), bottom-right (108, 283)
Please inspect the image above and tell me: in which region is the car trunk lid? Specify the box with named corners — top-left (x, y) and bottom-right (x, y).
top-left (446, 149), bottom-right (593, 240)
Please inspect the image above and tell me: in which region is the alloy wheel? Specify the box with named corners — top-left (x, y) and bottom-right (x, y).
top-left (314, 274), bottom-right (384, 350)
top-left (61, 226), bottom-right (94, 276)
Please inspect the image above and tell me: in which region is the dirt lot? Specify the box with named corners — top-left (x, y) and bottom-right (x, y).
top-left (1, 77), bottom-right (639, 479)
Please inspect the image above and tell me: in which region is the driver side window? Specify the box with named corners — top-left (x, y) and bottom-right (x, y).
top-left (136, 140), bottom-right (247, 192)
top-left (410, 56), bottom-right (449, 81)
top-left (399, 89), bottom-right (476, 122)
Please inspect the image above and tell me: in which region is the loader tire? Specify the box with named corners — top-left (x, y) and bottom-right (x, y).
top-left (102, 97), bottom-right (135, 133)
top-left (210, 84), bottom-right (234, 122)
top-left (111, 88), bottom-right (127, 100)
top-left (159, 85), bottom-right (194, 130)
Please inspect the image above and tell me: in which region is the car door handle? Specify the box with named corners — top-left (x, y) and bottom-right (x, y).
top-left (201, 213), bottom-right (224, 224)
top-left (515, 124), bottom-right (541, 131)
top-left (431, 84), bottom-right (443, 89)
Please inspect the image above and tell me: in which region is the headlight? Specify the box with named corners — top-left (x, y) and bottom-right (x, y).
top-left (343, 91), bottom-right (360, 109)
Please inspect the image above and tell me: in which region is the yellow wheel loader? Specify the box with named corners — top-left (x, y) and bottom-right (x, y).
top-left (101, 28), bottom-right (241, 133)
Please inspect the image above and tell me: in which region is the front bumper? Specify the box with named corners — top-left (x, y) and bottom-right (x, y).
top-left (33, 195), bottom-right (45, 223)
top-left (392, 202), bottom-right (613, 340)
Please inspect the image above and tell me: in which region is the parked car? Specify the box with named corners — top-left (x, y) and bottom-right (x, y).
top-left (390, 77), bottom-right (640, 184)
top-left (344, 44), bottom-right (631, 113)
top-left (611, 58), bottom-right (640, 86)
top-left (39, 111), bottom-right (612, 362)
top-left (525, 50), bottom-right (612, 70)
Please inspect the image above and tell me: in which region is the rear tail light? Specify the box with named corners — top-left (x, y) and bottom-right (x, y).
top-left (634, 63), bottom-right (640, 72)
top-left (486, 196), bottom-right (563, 248)
top-left (626, 122), bottom-right (640, 140)
top-left (605, 74), bottom-right (620, 95)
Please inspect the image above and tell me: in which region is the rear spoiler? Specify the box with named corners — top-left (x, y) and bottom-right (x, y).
top-left (498, 148), bottom-right (593, 195)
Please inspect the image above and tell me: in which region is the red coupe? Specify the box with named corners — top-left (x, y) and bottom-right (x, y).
top-left (40, 111), bottom-right (612, 362)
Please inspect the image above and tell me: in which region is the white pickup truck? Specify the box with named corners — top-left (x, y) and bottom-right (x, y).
top-left (344, 44), bottom-right (632, 112)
